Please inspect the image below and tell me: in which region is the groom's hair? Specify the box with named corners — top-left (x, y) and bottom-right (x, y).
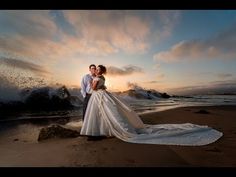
top-left (89, 64), bottom-right (96, 69)
top-left (98, 65), bottom-right (107, 74)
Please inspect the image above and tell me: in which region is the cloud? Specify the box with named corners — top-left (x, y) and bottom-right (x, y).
top-left (0, 11), bottom-right (100, 62)
top-left (127, 82), bottom-right (144, 90)
top-left (0, 10), bottom-right (57, 39)
top-left (0, 10), bottom-right (69, 62)
top-left (167, 79), bottom-right (236, 95)
top-left (156, 73), bottom-right (165, 79)
top-left (107, 65), bottom-right (144, 76)
top-left (0, 10), bottom-right (183, 64)
top-left (143, 81), bottom-right (159, 84)
top-left (0, 57), bottom-right (51, 76)
top-left (152, 63), bottom-right (161, 70)
top-left (141, 74), bottom-right (165, 85)
top-left (61, 36), bottom-right (119, 57)
top-left (153, 23), bottom-right (236, 62)
top-left (210, 79), bottom-right (236, 86)
top-left (0, 34), bottom-right (71, 62)
top-left (0, 10), bottom-right (153, 63)
top-left (153, 10), bottom-right (182, 41)
top-left (217, 73), bottom-right (233, 79)
top-left (63, 10), bottom-right (150, 55)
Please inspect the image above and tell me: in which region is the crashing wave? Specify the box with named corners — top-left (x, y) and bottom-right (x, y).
top-left (114, 88), bottom-right (170, 101)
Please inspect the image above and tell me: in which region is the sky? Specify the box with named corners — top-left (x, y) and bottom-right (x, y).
top-left (0, 10), bottom-right (236, 94)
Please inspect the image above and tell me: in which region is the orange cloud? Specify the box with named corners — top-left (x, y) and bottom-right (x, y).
top-left (153, 24), bottom-right (236, 62)
top-left (156, 73), bottom-right (165, 79)
top-left (153, 40), bottom-right (223, 62)
top-left (0, 10), bottom-right (184, 65)
top-left (63, 10), bottom-right (150, 54)
top-left (106, 65), bottom-right (144, 76)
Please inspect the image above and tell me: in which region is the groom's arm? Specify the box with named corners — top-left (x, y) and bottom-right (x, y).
top-left (80, 76), bottom-right (86, 98)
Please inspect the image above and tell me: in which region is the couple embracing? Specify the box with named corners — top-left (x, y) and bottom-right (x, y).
top-left (80, 64), bottom-right (222, 146)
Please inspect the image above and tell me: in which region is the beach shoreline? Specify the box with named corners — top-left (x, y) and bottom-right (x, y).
top-left (0, 105), bottom-right (236, 167)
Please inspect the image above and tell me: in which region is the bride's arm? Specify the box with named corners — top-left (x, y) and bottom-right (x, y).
top-left (91, 79), bottom-right (99, 90)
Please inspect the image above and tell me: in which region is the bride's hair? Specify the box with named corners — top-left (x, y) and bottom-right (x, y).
top-left (98, 65), bottom-right (107, 74)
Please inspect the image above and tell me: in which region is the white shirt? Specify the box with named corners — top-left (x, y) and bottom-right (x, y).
top-left (81, 74), bottom-right (95, 98)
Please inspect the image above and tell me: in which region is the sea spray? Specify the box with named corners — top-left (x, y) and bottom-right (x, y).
top-left (0, 66), bottom-right (83, 112)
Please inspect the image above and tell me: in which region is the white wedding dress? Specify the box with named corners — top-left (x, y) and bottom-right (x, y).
top-left (80, 76), bottom-right (223, 146)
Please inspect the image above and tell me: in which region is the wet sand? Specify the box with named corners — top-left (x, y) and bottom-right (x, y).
top-left (0, 105), bottom-right (236, 167)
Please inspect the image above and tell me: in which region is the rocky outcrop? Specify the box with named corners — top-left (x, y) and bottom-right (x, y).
top-left (160, 92), bottom-right (171, 98)
top-left (116, 89), bottom-right (171, 100)
top-left (24, 86), bottom-right (75, 110)
top-left (0, 101), bottom-right (25, 113)
top-left (38, 124), bottom-right (80, 141)
top-left (124, 89), bottom-right (148, 99)
top-left (1, 86), bottom-right (83, 114)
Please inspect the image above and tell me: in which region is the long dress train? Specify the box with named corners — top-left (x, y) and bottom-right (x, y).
top-left (80, 88), bottom-right (223, 146)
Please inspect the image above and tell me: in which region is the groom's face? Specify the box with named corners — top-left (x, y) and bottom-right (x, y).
top-left (89, 66), bottom-right (96, 75)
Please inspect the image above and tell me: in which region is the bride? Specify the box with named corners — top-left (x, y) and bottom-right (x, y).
top-left (80, 65), bottom-right (223, 146)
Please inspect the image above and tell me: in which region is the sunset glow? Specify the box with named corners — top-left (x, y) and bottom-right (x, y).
top-left (1, 10), bottom-right (236, 94)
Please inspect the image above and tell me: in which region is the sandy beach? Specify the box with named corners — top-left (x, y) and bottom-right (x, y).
top-left (0, 105), bottom-right (236, 167)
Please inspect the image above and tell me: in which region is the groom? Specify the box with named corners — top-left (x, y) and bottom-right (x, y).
top-left (81, 64), bottom-right (107, 121)
top-left (81, 64), bottom-right (96, 121)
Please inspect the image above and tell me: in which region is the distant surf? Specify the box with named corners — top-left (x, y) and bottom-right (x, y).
top-left (1, 73), bottom-right (236, 123)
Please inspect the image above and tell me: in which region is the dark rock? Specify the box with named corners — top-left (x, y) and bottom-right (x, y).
top-left (58, 85), bottom-right (71, 98)
top-left (126, 89), bottom-right (147, 99)
top-left (147, 90), bottom-right (152, 99)
top-left (38, 124), bottom-right (80, 141)
top-left (69, 95), bottom-right (83, 106)
top-left (13, 138), bottom-right (19, 141)
top-left (160, 92), bottom-right (171, 98)
top-left (87, 136), bottom-right (107, 141)
top-left (24, 86), bottom-right (76, 110)
top-left (195, 109), bottom-right (210, 114)
top-left (0, 101), bottom-right (25, 113)
top-left (115, 88), bottom-right (170, 100)
top-left (151, 91), bottom-right (162, 98)
top-left (24, 87), bottom-right (51, 109)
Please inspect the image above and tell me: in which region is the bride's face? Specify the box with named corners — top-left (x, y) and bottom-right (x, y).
top-left (96, 67), bottom-right (102, 75)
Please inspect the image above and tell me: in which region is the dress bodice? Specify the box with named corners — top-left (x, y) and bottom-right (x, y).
top-left (93, 75), bottom-right (105, 89)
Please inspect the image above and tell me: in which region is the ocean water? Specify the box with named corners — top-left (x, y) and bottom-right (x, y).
top-left (126, 94), bottom-right (236, 114)
top-left (1, 68), bottom-right (236, 125)
top-left (1, 80), bottom-right (236, 124)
